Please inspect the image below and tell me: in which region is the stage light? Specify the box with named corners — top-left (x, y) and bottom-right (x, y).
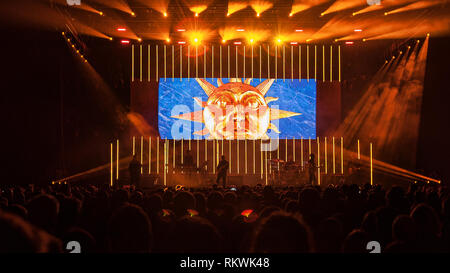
top-left (289, 12), bottom-right (293, 17)
top-left (137, 38), bottom-right (142, 42)
top-left (408, 46), bottom-right (411, 49)
top-left (166, 38), bottom-right (171, 43)
top-left (392, 56), bottom-right (395, 59)
top-left (117, 27), bottom-right (126, 32)
top-left (62, 31), bottom-right (65, 35)
top-left (256, 13), bottom-right (260, 17)
top-left (67, 38), bottom-right (70, 42)
top-left (131, 12), bottom-right (136, 17)
top-left (99, 11), bottom-right (103, 16)
top-left (195, 13), bottom-right (199, 17)
top-left (194, 38), bottom-right (198, 43)
top-left (385, 60), bottom-right (388, 63)
top-left (222, 39), bottom-right (226, 43)
top-left (384, 12), bottom-right (388, 15)
top-left (399, 51), bottom-right (403, 54)
top-left (71, 44), bottom-right (75, 48)
top-left (320, 12), bottom-right (324, 16)
top-left (345, 41), bottom-right (354, 45)
top-left (236, 28), bottom-right (245, 32)
top-left (276, 38), bottom-right (282, 44)
top-left (121, 40), bottom-right (130, 44)
top-left (306, 39), bottom-right (312, 42)
top-left (427, 33), bottom-right (430, 37)
top-left (249, 38), bottom-right (254, 43)
top-left (177, 28), bottom-right (186, 32)
top-left (417, 40), bottom-right (420, 43)
top-left (177, 41), bottom-right (186, 45)
top-left (233, 41), bottom-right (242, 45)
top-left (163, 12), bottom-right (168, 17)
top-left (76, 50), bottom-right (79, 53)
top-left (84, 60), bottom-right (87, 63)
top-left (354, 29), bottom-right (363, 32)
top-left (226, 13), bottom-right (230, 16)
top-left (362, 38), bottom-right (366, 42)
top-left (290, 41), bottom-right (298, 45)
top-left (334, 38), bottom-right (338, 42)
top-left (295, 29), bottom-right (303, 32)
top-left (109, 37), bottom-right (113, 41)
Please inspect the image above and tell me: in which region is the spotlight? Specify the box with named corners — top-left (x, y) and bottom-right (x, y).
top-left (385, 60), bottom-right (388, 63)
top-left (306, 39), bottom-right (312, 42)
top-left (427, 33), bottom-right (430, 37)
top-left (137, 38), bottom-right (142, 42)
top-left (320, 12), bottom-right (324, 16)
top-left (177, 28), bottom-right (186, 32)
top-left (131, 12), bottom-right (136, 17)
top-left (256, 13), bottom-right (260, 17)
top-left (250, 38), bottom-right (254, 44)
top-left (166, 38), bottom-right (171, 43)
top-left (84, 60), bottom-right (87, 63)
top-left (400, 51), bottom-right (403, 54)
top-left (408, 46), bottom-right (411, 49)
top-left (194, 38), bottom-right (199, 44)
top-left (72, 44), bottom-right (75, 48)
top-left (177, 41), bottom-right (186, 45)
top-left (277, 38), bottom-right (282, 44)
top-left (352, 12), bottom-right (356, 16)
top-left (76, 50), bottom-right (79, 53)
top-left (392, 56), bottom-right (395, 59)
top-left (67, 38), bottom-right (70, 42)
top-left (362, 38), bottom-right (366, 42)
top-left (236, 28), bottom-right (245, 32)
top-left (345, 41), bottom-right (354, 45)
top-left (117, 27), bottom-right (126, 32)
top-left (290, 42), bottom-right (298, 45)
top-left (121, 40), bottom-right (130, 44)
top-left (99, 11), bottom-right (103, 16)
top-left (163, 12), bottom-right (168, 17)
top-left (226, 13), bottom-right (230, 16)
top-left (384, 12), bottom-right (388, 15)
top-left (417, 40), bottom-right (420, 43)
top-left (289, 12), bottom-right (293, 17)
top-left (222, 39), bottom-right (226, 43)
top-left (109, 37), bottom-right (113, 41)
top-left (233, 41), bottom-right (242, 45)
top-left (195, 13), bottom-right (198, 17)
top-left (295, 29), bottom-right (303, 32)
top-left (62, 32), bottom-right (65, 35)
top-left (354, 29), bottom-right (362, 32)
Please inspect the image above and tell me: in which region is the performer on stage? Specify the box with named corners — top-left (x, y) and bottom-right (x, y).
top-left (129, 155), bottom-right (142, 188)
top-left (216, 155), bottom-right (229, 188)
top-left (183, 150), bottom-right (194, 175)
top-left (307, 153), bottom-right (317, 185)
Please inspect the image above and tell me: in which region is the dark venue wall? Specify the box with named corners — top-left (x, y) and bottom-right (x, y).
top-left (0, 27), bottom-right (448, 185)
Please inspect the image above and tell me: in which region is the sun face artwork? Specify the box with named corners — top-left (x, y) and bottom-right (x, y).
top-left (171, 78), bottom-right (301, 140)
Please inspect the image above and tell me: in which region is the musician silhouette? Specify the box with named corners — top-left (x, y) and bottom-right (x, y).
top-left (216, 155), bottom-right (229, 188)
top-left (307, 153), bottom-right (317, 185)
top-left (184, 150), bottom-right (194, 175)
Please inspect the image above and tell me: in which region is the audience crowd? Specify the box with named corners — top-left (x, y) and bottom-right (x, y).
top-left (0, 181), bottom-right (449, 253)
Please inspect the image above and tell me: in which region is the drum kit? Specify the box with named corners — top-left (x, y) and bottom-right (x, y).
top-left (269, 158), bottom-right (305, 185)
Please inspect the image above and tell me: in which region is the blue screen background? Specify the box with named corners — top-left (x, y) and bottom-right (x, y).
top-left (158, 78), bottom-right (316, 139)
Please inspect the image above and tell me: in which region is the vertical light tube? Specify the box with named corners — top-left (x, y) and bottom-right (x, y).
top-left (332, 136), bottom-right (336, 174)
top-left (147, 45), bottom-right (150, 82)
top-left (370, 143), bottom-right (373, 185)
top-left (277, 137), bottom-right (280, 170)
top-left (181, 138), bottom-right (183, 166)
top-left (228, 45), bottom-right (230, 79)
top-left (308, 138), bottom-right (311, 155)
top-left (173, 139), bottom-right (175, 172)
top-left (157, 137), bottom-right (159, 174)
top-left (131, 45), bottom-right (134, 82)
top-left (187, 46), bottom-right (190, 80)
top-left (140, 45), bottom-right (142, 81)
top-left (212, 45), bottom-right (214, 78)
top-left (196, 46), bottom-right (198, 78)
top-left (283, 45), bottom-right (285, 81)
top-left (357, 139), bottom-right (360, 160)
top-left (133, 136), bottom-right (136, 155)
top-left (140, 136), bottom-right (143, 174)
top-left (172, 45), bottom-right (174, 81)
top-left (293, 137), bottom-right (295, 161)
top-left (197, 139), bottom-right (199, 169)
top-left (205, 139), bottom-right (208, 171)
top-left (259, 45), bottom-right (261, 80)
top-left (261, 139), bottom-right (264, 179)
top-left (229, 139), bottom-right (231, 173)
top-left (324, 137), bottom-right (327, 174)
top-left (156, 45), bottom-right (158, 81)
top-left (314, 45), bottom-right (317, 80)
top-left (204, 45), bottom-right (206, 78)
top-left (235, 46), bottom-right (238, 78)
top-left (323, 45), bottom-right (325, 82)
top-left (189, 138), bottom-right (191, 150)
top-left (116, 139), bottom-right (119, 180)
top-left (162, 45), bottom-right (165, 81)
top-left (149, 137), bottom-right (151, 174)
top-left (164, 140), bottom-right (167, 186)
top-left (299, 45), bottom-right (301, 79)
top-left (251, 45), bottom-right (254, 78)
top-left (338, 45), bottom-right (341, 82)
top-left (267, 45), bottom-right (270, 78)
top-left (110, 143), bottom-right (113, 186)
top-left (275, 45), bottom-right (277, 80)
top-left (307, 45), bottom-right (309, 81)
top-left (330, 46), bottom-right (333, 82)
top-left (265, 149), bottom-right (268, 185)
top-left (301, 137), bottom-right (304, 168)
top-left (237, 139), bottom-right (239, 174)
top-left (341, 137), bottom-right (344, 174)
top-left (221, 138), bottom-right (224, 155)
top-left (220, 45), bottom-right (222, 78)
top-left (243, 46), bottom-right (246, 78)
top-left (285, 137), bottom-right (287, 162)
top-left (213, 140), bottom-right (216, 174)
top-left (245, 138), bottom-right (247, 174)
top-left (180, 45), bottom-right (182, 81)
top-left (317, 137), bottom-right (320, 185)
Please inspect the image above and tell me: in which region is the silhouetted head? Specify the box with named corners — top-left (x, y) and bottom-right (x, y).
top-left (251, 211), bottom-right (312, 253)
top-left (410, 203), bottom-right (440, 238)
top-left (342, 229), bottom-right (369, 253)
top-left (173, 191), bottom-right (196, 217)
top-left (392, 215), bottom-right (416, 242)
top-left (221, 155), bottom-right (226, 161)
top-left (108, 204), bottom-right (153, 253)
top-left (27, 194), bottom-right (60, 234)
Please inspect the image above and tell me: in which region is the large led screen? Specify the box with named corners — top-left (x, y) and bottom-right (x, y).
top-left (158, 78), bottom-right (316, 140)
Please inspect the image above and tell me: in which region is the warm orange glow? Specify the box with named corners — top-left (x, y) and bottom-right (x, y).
top-left (227, 2), bottom-right (248, 16)
top-left (250, 0), bottom-right (273, 16)
top-left (290, 0), bottom-right (326, 16)
top-left (241, 209), bottom-right (253, 217)
top-left (190, 5), bottom-right (208, 16)
top-left (163, 12), bottom-right (168, 17)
